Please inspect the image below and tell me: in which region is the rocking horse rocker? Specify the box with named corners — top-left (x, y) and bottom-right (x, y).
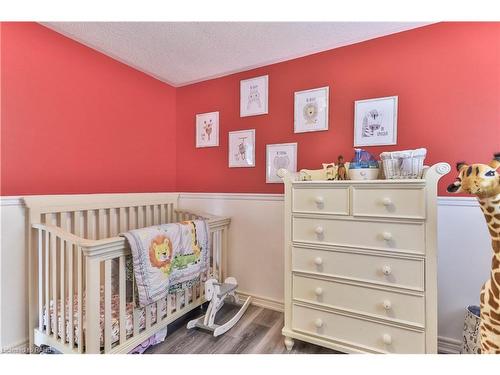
top-left (187, 277), bottom-right (252, 337)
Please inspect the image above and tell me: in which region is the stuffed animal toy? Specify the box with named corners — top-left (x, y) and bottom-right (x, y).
top-left (447, 153), bottom-right (500, 354)
top-left (336, 155), bottom-right (348, 180)
top-left (299, 163), bottom-right (336, 181)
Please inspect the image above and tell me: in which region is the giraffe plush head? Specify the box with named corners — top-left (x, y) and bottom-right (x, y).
top-left (447, 153), bottom-right (500, 198)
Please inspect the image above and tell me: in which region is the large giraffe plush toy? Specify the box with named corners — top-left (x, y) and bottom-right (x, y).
top-left (447, 153), bottom-right (500, 354)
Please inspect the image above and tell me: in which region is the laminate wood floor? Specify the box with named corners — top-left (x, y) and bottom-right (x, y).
top-left (145, 304), bottom-right (339, 354)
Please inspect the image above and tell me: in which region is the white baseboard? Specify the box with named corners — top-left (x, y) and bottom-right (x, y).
top-left (438, 336), bottom-right (462, 354)
top-left (236, 291), bottom-right (284, 312)
top-left (1, 338), bottom-right (29, 354)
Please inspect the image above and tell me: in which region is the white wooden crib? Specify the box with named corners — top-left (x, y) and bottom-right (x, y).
top-left (25, 193), bottom-right (230, 354)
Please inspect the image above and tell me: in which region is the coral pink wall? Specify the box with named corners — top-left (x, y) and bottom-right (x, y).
top-left (1, 22), bottom-right (177, 195)
top-left (2, 23), bottom-right (499, 197)
top-left (176, 22), bottom-right (500, 195)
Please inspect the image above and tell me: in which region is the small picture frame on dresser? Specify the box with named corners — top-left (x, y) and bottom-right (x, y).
top-left (266, 143), bottom-right (297, 183)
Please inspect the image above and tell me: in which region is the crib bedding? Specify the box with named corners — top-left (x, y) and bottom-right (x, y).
top-left (43, 287), bottom-right (193, 348)
top-left (122, 220), bottom-right (210, 307)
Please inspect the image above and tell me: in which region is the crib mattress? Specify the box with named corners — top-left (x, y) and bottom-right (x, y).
top-left (43, 288), bottom-right (192, 348)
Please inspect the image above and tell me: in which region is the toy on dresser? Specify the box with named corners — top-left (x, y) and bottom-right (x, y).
top-left (299, 163), bottom-right (337, 181)
top-left (447, 153), bottom-right (500, 354)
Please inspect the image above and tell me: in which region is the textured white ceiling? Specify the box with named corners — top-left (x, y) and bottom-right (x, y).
top-left (42, 22), bottom-right (430, 87)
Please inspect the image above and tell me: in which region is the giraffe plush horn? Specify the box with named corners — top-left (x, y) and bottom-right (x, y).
top-left (489, 152), bottom-right (500, 170)
top-left (456, 161), bottom-right (468, 171)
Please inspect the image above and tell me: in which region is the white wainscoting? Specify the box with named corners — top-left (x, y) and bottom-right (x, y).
top-left (0, 193), bottom-right (492, 353)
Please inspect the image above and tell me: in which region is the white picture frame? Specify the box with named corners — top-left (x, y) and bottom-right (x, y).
top-left (294, 86), bottom-right (329, 133)
top-left (240, 75), bottom-right (268, 117)
top-left (228, 129), bottom-right (256, 168)
top-left (266, 143), bottom-right (297, 183)
top-left (196, 111), bottom-right (219, 148)
top-left (354, 96), bottom-right (398, 147)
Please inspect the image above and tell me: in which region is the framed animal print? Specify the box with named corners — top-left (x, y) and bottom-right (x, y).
top-left (354, 96), bottom-right (398, 147)
top-left (196, 111), bottom-right (219, 148)
top-left (228, 129), bottom-right (255, 168)
top-left (294, 86), bottom-right (329, 133)
top-left (240, 75), bottom-right (268, 117)
top-left (266, 143), bottom-right (297, 183)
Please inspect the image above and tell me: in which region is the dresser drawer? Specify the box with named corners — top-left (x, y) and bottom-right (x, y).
top-left (293, 274), bottom-right (425, 326)
top-left (293, 217), bottom-right (425, 254)
top-left (352, 187), bottom-right (426, 219)
top-left (292, 247), bottom-right (424, 290)
top-left (292, 187), bottom-right (349, 215)
top-left (292, 304), bottom-right (425, 353)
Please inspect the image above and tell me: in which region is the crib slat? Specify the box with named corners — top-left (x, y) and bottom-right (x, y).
top-left (159, 298), bottom-right (167, 320)
top-left (73, 211), bottom-right (81, 237)
top-left (77, 247), bottom-right (83, 353)
top-left (169, 203), bottom-right (174, 223)
top-left (133, 309), bottom-right (140, 337)
top-left (129, 207), bottom-right (137, 230)
top-left (59, 212), bottom-right (69, 231)
top-left (44, 231), bottom-right (50, 333)
top-left (38, 229), bottom-right (44, 331)
top-left (119, 207), bottom-right (127, 233)
top-left (176, 291), bottom-right (182, 311)
top-left (104, 260), bottom-right (112, 352)
top-left (145, 205), bottom-right (152, 227)
top-left (50, 232), bottom-right (57, 337)
top-left (109, 208), bottom-right (118, 237)
top-left (137, 206), bottom-right (144, 229)
top-left (185, 287), bottom-right (190, 306)
top-left (67, 242), bottom-right (74, 348)
top-left (98, 209), bottom-right (106, 239)
top-left (160, 205), bottom-right (167, 224)
top-left (86, 210), bottom-right (96, 240)
top-left (145, 304), bottom-right (152, 330)
top-left (167, 294), bottom-right (173, 315)
top-left (119, 256), bottom-right (126, 344)
top-left (60, 239), bottom-right (66, 344)
top-left (152, 205), bottom-right (159, 225)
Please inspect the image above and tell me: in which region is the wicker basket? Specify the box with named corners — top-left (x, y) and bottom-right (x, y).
top-left (379, 148), bottom-right (427, 179)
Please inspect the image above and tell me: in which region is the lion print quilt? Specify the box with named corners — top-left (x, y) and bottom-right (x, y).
top-left (122, 220), bottom-right (209, 307)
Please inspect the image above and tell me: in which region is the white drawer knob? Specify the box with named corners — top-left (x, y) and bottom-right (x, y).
top-left (382, 333), bottom-right (392, 345)
top-left (383, 300), bottom-right (392, 310)
top-left (314, 318), bottom-right (323, 328)
top-left (315, 287), bottom-right (323, 296)
top-left (382, 197), bottom-right (392, 206)
top-left (382, 232), bottom-right (393, 241)
top-left (314, 257), bottom-right (323, 266)
top-left (315, 196), bottom-right (324, 205)
top-left (315, 226), bottom-right (324, 235)
top-left (382, 265), bottom-right (392, 276)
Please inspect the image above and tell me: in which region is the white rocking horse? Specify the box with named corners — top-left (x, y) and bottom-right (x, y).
top-left (186, 277), bottom-right (252, 337)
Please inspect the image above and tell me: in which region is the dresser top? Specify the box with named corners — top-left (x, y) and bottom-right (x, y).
top-left (292, 178), bottom-right (427, 186)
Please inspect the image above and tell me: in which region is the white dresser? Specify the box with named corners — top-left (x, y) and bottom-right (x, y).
top-left (279, 163), bottom-right (450, 353)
